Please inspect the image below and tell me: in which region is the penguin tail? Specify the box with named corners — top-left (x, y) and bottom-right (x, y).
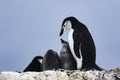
top-left (94, 64), bottom-right (105, 71)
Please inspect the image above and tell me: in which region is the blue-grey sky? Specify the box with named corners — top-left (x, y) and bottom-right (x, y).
top-left (0, 0), bottom-right (120, 71)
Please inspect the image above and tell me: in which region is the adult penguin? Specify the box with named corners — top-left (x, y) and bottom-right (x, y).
top-left (60, 16), bottom-right (102, 70)
top-left (24, 56), bottom-right (43, 72)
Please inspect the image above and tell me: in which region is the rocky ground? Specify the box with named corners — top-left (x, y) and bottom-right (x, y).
top-left (0, 67), bottom-right (120, 80)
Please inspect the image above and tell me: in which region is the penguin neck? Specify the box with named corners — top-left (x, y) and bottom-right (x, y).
top-left (68, 29), bottom-right (83, 69)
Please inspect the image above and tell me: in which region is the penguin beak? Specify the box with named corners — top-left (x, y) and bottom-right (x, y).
top-left (59, 28), bottom-right (64, 36)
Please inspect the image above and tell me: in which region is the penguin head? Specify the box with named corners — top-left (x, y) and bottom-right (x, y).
top-left (59, 16), bottom-right (79, 36)
top-left (59, 20), bottom-right (72, 36)
top-left (59, 16), bottom-right (87, 36)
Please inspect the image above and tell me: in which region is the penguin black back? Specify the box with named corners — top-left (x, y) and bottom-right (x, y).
top-left (73, 23), bottom-right (96, 69)
top-left (60, 39), bottom-right (77, 70)
top-left (24, 56), bottom-right (43, 72)
top-left (43, 49), bottom-right (61, 70)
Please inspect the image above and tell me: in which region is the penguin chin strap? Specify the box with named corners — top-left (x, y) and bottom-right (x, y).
top-left (63, 21), bottom-right (72, 31)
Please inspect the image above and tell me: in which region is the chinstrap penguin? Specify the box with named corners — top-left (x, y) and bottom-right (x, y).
top-left (60, 38), bottom-right (77, 70)
top-left (43, 49), bottom-right (62, 70)
top-left (60, 16), bottom-right (102, 70)
top-left (23, 56), bottom-right (43, 72)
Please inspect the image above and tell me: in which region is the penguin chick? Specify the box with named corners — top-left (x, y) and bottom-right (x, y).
top-left (43, 49), bottom-right (61, 70)
top-left (24, 56), bottom-right (43, 72)
top-left (60, 38), bottom-right (77, 70)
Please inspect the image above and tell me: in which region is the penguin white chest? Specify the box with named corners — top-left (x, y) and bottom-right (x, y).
top-left (68, 29), bottom-right (83, 69)
top-left (68, 29), bottom-right (74, 56)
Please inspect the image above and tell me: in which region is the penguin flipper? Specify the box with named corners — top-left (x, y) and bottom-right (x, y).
top-left (73, 31), bottom-right (81, 58)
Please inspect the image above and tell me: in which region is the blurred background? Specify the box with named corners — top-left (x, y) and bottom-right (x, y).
top-left (0, 0), bottom-right (120, 71)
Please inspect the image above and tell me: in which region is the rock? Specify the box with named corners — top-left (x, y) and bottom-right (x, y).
top-left (0, 67), bottom-right (120, 80)
top-left (0, 71), bottom-right (69, 80)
